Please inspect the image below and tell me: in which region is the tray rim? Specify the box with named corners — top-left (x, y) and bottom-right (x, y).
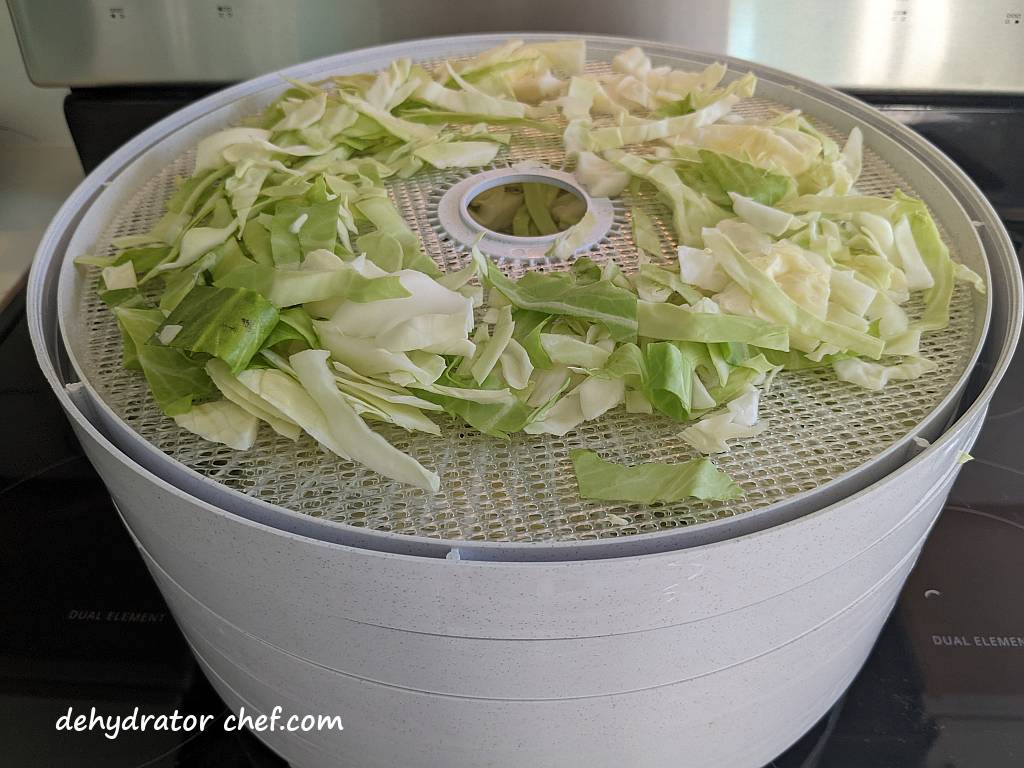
top-left (30, 32), bottom-right (1018, 562)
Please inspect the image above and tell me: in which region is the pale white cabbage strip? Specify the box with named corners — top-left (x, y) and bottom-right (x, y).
top-left (375, 314), bottom-right (476, 357)
top-left (194, 127), bottom-right (271, 172)
top-left (291, 349), bottom-right (440, 491)
top-left (414, 141), bottom-right (502, 169)
top-left (206, 359), bottom-right (302, 440)
top-left (155, 223), bottom-right (237, 273)
top-left (679, 245), bottom-right (729, 292)
top-left (702, 227), bottom-right (885, 358)
top-left (234, 366), bottom-right (353, 455)
top-left (315, 322), bottom-right (446, 385)
top-left (829, 269), bottom-right (877, 317)
top-left (893, 216), bottom-right (936, 290)
top-left (470, 305), bottom-right (515, 384)
top-left (101, 262), bottom-right (137, 290)
top-left (608, 48), bottom-right (729, 111)
top-left (499, 338), bottom-right (533, 389)
top-left (173, 400), bottom-right (259, 450)
top-left (832, 357), bottom-right (937, 391)
top-left (332, 372), bottom-right (441, 412)
top-left (680, 386), bottom-right (767, 454)
top-left (574, 151), bottom-right (629, 197)
top-left (677, 123), bottom-right (822, 175)
top-left (329, 269), bottom-right (474, 339)
top-left (582, 92), bottom-right (746, 152)
top-left (524, 376), bottom-right (625, 437)
top-left (729, 193), bottom-right (799, 237)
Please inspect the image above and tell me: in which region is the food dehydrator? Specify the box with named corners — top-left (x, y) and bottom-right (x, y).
top-left (28, 34), bottom-right (1022, 768)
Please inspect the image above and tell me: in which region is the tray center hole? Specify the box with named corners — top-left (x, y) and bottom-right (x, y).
top-left (466, 180), bottom-right (586, 238)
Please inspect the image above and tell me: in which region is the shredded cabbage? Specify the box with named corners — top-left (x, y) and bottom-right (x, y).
top-left (680, 386), bottom-right (767, 454)
top-left (77, 38), bottom-right (980, 508)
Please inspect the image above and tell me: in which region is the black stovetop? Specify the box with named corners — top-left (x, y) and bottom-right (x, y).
top-left (3, 92), bottom-right (1024, 766)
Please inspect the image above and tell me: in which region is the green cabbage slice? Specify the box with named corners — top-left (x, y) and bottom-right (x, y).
top-left (570, 449), bottom-right (740, 503)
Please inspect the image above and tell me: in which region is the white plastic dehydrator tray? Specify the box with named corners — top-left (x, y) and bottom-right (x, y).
top-left (60, 39), bottom-right (987, 548)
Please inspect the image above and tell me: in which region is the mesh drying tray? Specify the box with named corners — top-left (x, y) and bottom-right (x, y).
top-left (57, 35), bottom-right (991, 550)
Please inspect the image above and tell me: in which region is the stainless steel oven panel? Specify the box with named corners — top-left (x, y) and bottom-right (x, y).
top-left (8, 0), bottom-right (1024, 93)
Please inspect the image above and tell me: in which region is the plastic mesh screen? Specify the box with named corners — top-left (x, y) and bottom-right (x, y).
top-left (72, 56), bottom-right (977, 543)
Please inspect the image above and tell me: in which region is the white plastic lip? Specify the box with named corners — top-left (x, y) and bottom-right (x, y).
top-left (439, 165), bottom-right (614, 261)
